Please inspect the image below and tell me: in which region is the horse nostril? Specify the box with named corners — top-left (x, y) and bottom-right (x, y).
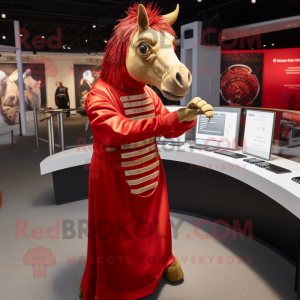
top-left (176, 72), bottom-right (183, 87)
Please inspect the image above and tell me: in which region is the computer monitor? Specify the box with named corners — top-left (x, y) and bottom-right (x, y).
top-left (159, 106), bottom-right (186, 144)
top-left (195, 107), bottom-right (241, 150)
top-left (243, 110), bottom-right (276, 160)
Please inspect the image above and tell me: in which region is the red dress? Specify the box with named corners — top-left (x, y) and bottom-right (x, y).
top-left (81, 69), bottom-right (196, 300)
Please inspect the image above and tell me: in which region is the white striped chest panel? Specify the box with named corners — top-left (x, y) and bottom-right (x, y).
top-left (120, 92), bottom-right (160, 195)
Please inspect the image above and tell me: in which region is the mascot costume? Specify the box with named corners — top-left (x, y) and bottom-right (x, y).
top-left (80, 3), bottom-right (213, 300)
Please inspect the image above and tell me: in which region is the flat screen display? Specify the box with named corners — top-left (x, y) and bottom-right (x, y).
top-left (160, 106), bottom-right (186, 143)
top-left (243, 110), bottom-right (276, 160)
top-left (195, 107), bottom-right (241, 150)
top-left (289, 127), bottom-right (300, 147)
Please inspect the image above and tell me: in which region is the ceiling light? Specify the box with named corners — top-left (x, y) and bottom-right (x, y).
top-left (63, 45), bottom-right (66, 49)
top-left (251, 0), bottom-right (256, 3)
top-left (67, 46), bottom-right (70, 49)
top-left (20, 33), bottom-right (23, 37)
top-left (1, 11), bottom-right (6, 18)
top-left (272, 43), bottom-right (275, 46)
top-left (197, 0), bottom-right (202, 2)
top-left (93, 23), bottom-right (96, 28)
top-left (2, 35), bottom-right (6, 39)
top-left (85, 39), bottom-right (88, 42)
top-left (263, 45), bottom-right (266, 47)
top-left (42, 35), bottom-right (45, 38)
top-left (104, 39), bottom-right (107, 43)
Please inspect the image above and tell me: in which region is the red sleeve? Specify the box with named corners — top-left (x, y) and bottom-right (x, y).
top-left (147, 87), bottom-right (197, 138)
top-left (86, 86), bottom-right (182, 146)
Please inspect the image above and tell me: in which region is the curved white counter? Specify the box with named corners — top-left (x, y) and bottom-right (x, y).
top-left (40, 142), bottom-right (300, 218)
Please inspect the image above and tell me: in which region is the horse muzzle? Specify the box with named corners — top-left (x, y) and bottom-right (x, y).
top-left (161, 63), bottom-right (192, 101)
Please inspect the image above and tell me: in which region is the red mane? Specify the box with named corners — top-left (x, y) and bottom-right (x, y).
top-left (99, 2), bottom-right (177, 88)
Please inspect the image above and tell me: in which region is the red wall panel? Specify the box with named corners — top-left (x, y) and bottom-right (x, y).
top-left (222, 48), bottom-right (300, 110)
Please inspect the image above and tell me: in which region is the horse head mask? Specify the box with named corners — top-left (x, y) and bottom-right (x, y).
top-left (100, 3), bottom-right (191, 101)
top-left (100, 3), bottom-right (214, 120)
top-left (126, 4), bottom-right (191, 100)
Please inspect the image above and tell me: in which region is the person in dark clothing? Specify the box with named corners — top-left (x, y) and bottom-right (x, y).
top-left (55, 81), bottom-right (70, 117)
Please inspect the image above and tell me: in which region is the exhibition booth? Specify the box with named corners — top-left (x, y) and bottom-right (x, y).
top-left (0, 53), bottom-right (103, 129)
top-left (39, 104), bottom-right (300, 297)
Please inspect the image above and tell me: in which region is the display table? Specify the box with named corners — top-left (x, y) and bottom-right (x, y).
top-left (40, 142), bottom-right (300, 298)
top-left (40, 143), bottom-right (300, 216)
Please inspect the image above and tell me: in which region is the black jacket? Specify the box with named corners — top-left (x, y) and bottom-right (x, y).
top-left (55, 86), bottom-right (70, 106)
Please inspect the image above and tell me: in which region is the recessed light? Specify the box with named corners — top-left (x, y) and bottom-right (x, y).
top-left (20, 33), bottom-right (23, 37)
top-left (93, 23), bottom-right (96, 28)
top-left (85, 39), bottom-right (88, 42)
top-left (42, 35), bottom-right (45, 39)
top-left (104, 40), bottom-right (107, 43)
top-left (197, 0), bottom-right (202, 2)
top-left (67, 46), bottom-right (70, 49)
top-left (251, 0), bottom-right (256, 3)
top-left (272, 43), bottom-right (275, 46)
top-left (263, 45), bottom-right (266, 47)
top-left (1, 11), bottom-right (6, 18)
top-left (2, 35), bottom-right (6, 39)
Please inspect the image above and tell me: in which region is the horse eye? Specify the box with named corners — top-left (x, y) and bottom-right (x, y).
top-left (139, 44), bottom-right (148, 54)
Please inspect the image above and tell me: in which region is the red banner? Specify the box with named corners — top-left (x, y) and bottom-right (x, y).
top-left (222, 48), bottom-right (300, 110)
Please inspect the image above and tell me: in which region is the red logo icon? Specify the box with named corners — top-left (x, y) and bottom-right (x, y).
top-left (24, 246), bottom-right (56, 277)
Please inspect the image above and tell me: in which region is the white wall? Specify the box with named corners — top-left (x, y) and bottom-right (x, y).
top-left (46, 58), bottom-right (77, 109)
top-left (44, 55), bottom-right (102, 109)
top-left (0, 52), bottom-right (104, 109)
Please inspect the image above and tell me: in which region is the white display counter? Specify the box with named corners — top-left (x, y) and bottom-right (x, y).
top-left (40, 141), bottom-right (300, 296)
top-left (40, 142), bottom-right (300, 218)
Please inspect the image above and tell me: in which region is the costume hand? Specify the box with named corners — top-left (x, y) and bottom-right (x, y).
top-left (187, 97), bottom-right (214, 120)
top-left (176, 108), bottom-right (200, 123)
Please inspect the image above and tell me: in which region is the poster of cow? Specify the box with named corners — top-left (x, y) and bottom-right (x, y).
top-left (73, 64), bottom-right (101, 109)
top-left (0, 63), bottom-right (46, 125)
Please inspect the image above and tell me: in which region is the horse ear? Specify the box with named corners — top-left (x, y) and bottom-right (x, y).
top-left (163, 4), bottom-right (179, 26)
top-left (137, 4), bottom-right (149, 33)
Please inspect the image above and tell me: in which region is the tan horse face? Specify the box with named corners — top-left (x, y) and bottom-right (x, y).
top-left (126, 4), bottom-right (192, 101)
